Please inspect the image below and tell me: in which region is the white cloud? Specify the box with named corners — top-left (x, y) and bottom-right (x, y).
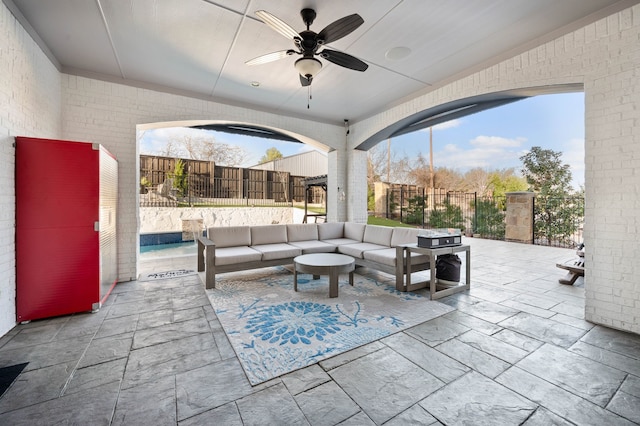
top-left (470, 135), bottom-right (526, 148)
top-left (562, 138), bottom-right (585, 188)
top-left (429, 136), bottom-right (527, 171)
top-left (434, 119), bottom-right (462, 130)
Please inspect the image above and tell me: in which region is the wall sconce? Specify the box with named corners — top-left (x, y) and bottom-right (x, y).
top-left (338, 187), bottom-right (346, 202)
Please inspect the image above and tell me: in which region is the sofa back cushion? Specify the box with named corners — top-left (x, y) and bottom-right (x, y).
top-left (363, 225), bottom-right (393, 247)
top-left (390, 227), bottom-right (421, 246)
top-left (318, 222), bottom-right (344, 240)
top-left (344, 222), bottom-right (366, 241)
top-left (287, 224), bottom-right (318, 242)
top-left (208, 226), bottom-right (251, 248)
top-left (251, 225), bottom-right (287, 245)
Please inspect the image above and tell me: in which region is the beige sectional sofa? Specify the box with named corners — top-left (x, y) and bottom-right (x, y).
top-left (197, 222), bottom-right (430, 291)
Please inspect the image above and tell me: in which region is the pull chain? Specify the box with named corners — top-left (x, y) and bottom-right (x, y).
top-left (307, 85), bottom-right (312, 109)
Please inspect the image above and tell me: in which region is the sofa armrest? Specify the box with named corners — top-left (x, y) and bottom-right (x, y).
top-left (197, 236), bottom-right (216, 289)
top-left (395, 245), bottom-right (406, 286)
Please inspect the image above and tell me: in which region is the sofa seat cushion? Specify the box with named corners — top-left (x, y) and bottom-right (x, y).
top-left (251, 225), bottom-right (288, 245)
top-left (288, 240), bottom-right (337, 254)
top-left (362, 225), bottom-right (393, 246)
top-left (215, 246), bottom-right (262, 266)
top-left (338, 242), bottom-right (389, 259)
top-left (390, 227), bottom-right (421, 246)
top-left (317, 222), bottom-right (344, 240)
top-left (252, 243), bottom-right (302, 261)
top-left (344, 222), bottom-right (366, 241)
top-left (321, 238), bottom-right (361, 246)
top-left (287, 224), bottom-right (318, 242)
top-left (208, 226), bottom-right (251, 248)
top-left (363, 247), bottom-right (429, 267)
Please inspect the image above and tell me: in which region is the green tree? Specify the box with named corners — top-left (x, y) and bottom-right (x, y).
top-left (403, 195), bottom-right (426, 225)
top-left (488, 168), bottom-right (528, 198)
top-left (367, 185), bottom-right (375, 211)
top-left (260, 147), bottom-right (283, 164)
top-left (520, 147), bottom-right (572, 196)
top-left (520, 146), bottom-right (583, 246)
top-left (428, 198), bottom-right (465, 231)
top-left (473, 198), bottom-right (506, 239)
top-left (171, 158), bottom-right (187, 196)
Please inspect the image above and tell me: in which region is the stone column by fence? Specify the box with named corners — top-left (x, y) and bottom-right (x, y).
top-left (505, 191), bottom-right (535, 244)
top-left (374, 182), bottom-right (390, 215)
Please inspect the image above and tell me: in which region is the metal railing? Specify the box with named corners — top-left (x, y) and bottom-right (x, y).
top-left (533, 196), bottom-right (584, 248)
top-left (383, 187), bottom-right (584, 246)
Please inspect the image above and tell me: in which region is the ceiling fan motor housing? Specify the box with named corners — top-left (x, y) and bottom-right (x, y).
top-left (300, 8), bottom-right (317, 27)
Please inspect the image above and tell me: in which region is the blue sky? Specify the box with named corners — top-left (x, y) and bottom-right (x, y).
top-left (140, 92), bottom-right (585, 188)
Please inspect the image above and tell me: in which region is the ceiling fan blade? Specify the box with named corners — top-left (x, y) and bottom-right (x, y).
top-left (300, 74), bottom-right (312, 87)
top-left (317, 14), bottom-right (364, 44)
top-left (246, 50), bottom-right (293, 66)
top-left (320, 49), bottom-right (368, 72)
top-left (255, 10), bottom-right (300, 40)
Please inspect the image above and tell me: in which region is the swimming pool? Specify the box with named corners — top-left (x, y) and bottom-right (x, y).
top-left (139, 241), bottom-right (197, 259)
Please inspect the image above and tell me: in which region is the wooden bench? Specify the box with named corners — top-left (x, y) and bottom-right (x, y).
top-left (556, 246), bottom-right (584, 285)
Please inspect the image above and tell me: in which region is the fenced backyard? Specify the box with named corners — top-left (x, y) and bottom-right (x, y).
top-left (140, 155), bottom-right (325, 208)
top-left (380, 186), bottom-right (584, 248)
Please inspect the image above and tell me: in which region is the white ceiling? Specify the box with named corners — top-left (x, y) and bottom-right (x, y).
top-left (4, 0), bottom-right (636, 125)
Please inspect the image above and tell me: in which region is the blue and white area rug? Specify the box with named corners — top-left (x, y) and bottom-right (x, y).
top-left (206, 267), bottom-right (454, 385)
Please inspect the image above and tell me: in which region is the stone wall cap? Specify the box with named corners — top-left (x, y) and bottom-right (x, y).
top-left (506, 191), bottom-right (535, 197)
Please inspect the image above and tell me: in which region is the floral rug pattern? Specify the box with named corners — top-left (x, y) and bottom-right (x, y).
top-left (206, 267), bottom-right (454, 385)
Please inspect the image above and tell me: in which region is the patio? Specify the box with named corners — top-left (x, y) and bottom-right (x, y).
top-left (0, 237), bottom-right (639, 425)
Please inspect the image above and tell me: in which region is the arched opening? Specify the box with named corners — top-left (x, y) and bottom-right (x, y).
top-left (135, 120), bottom-right (331, 273)
top-left (358, 85), bottom-right (584, 151)
top-left (362, 87), bottom-right (585, 246)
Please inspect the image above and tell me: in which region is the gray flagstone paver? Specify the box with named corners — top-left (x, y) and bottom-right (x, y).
top-left (1, 239), bottom-right (639, 426)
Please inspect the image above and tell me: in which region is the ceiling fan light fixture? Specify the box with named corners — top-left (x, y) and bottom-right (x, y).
top-left (295, 57), bottom-right (322, 78)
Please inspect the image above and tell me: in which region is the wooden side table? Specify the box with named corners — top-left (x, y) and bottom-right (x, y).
top-left (397, 243), bottom-right (470, 299)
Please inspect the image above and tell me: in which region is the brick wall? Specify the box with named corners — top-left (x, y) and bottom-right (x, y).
top-left (351, 5), bottom-right (640, 333)
top-left (2, 2), bottom-right (639, 337)
top-left (583, 7), bottom-right (640, 332)
top-left (0, 3), bottom-right (62, 336)
top-left (60, 76), bottom-right (344, 282)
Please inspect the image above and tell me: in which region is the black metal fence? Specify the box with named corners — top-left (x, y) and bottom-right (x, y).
top-left (533, 196), bottom-right (584, 248)
top-left (383, 187), bottom-right (584, 247)
top-left (140, 174), bottom-right (325, 207)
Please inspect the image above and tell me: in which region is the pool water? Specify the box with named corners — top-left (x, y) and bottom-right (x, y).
top-left (140, 241), bottom-right (197, 259)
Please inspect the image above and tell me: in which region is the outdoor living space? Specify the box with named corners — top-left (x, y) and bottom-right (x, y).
top-left (1, 237), bottom-right (639, 425)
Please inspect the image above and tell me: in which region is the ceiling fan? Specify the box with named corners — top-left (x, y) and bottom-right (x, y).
top-left (246, 8), bottom-right (368, 87)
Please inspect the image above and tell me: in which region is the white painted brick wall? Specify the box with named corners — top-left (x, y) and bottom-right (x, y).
top-left (60, 75), bottom-right (343, 282)
top-left (3, 2), bottom-right (639, 337)
top-left (0, 3), bottom-right (62, 336)
top-left (351, 5), bottom-right (640, 334)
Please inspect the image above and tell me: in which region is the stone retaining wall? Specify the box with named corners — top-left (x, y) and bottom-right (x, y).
top-left (140, 207), bottom-right (307, 234)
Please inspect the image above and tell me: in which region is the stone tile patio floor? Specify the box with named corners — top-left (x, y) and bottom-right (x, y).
top-left (1, 238), bottom-right (639, 425)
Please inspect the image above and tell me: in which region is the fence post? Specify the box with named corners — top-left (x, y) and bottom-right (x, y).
top-left (188, 167), bottom-right (192, 207)
top-left (473, 192), bottom-right (477, 235)
top-left (245, 179), bottom-right (249, 206)
top-left (400, 188), bottom-right (404, 223)
top-left (385, 188), bottom-right (389, 218)
top-left (421, 187), bottom-right (425, 228)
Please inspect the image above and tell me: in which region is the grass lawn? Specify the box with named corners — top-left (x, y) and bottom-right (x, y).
top-left (367, 216), bottom-right (416, 228)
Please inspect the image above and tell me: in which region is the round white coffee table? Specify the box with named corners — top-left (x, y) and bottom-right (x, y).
top-left (293, 253), bottom-right (355, 298)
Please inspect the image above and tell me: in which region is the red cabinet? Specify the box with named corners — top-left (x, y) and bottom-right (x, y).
top-left (15, 137), bottom-right (118, 322)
